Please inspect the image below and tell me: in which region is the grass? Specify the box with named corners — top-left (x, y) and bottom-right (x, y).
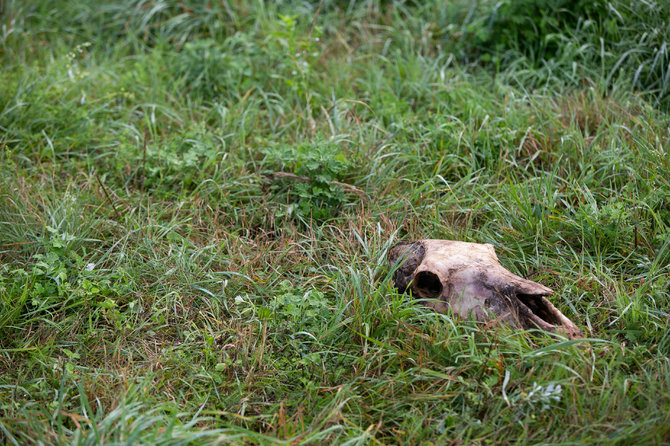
top-left (0, 0), bottom-right (669, 444)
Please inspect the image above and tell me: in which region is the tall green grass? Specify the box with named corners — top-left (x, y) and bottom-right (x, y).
top-left (1, 0), bottom-right (669, 444)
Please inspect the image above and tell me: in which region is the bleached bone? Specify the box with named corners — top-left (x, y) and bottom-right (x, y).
top-left (389, 240), bottom-right (582, 339)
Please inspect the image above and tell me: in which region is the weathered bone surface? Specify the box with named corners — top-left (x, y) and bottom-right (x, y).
top-left (389, 240), bottom-right (582, 339)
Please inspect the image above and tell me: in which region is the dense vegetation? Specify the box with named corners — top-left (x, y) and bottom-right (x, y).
top-left (1, 0), bottom-right (669, 443)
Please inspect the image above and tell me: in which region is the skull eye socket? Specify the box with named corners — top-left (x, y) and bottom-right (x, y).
top-left (414, 271), bottom-right (443, 298)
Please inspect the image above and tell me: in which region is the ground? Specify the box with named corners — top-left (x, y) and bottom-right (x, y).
top-left (1, 1), bottom-right (669, 444)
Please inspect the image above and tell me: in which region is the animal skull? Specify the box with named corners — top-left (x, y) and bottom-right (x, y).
top-left (388, 240), bottom-right (582, 339)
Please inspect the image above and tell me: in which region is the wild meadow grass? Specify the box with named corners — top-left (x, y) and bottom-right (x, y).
top-left (0, 0), bottom-right (668, 444)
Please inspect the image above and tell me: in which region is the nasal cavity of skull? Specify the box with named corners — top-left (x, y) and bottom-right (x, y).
top-left (517, 293), bottom-right (560, 325)
top-left (414, 271), bottom-right (443, 299)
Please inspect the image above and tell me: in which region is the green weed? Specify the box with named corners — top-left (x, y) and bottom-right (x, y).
top-left (1, 0), bottom-right (669, 444)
